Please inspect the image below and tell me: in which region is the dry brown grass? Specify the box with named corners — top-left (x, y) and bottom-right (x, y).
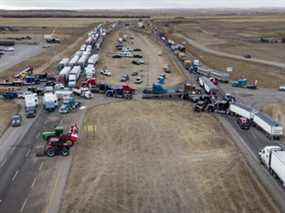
top-left (169, 33), bottom-right (285, 89)
top-left (0, 18), bottom-right (106, 28)
top-left (61, 100), bottom-right (280, 213)
top-left (0, 100), bottom-right (20, 136)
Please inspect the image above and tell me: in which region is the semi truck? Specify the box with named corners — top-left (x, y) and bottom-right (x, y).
top-left (259, 146), bottom-right (285, 186)
top-left (197, 67), bottom-right (230, 83)
top-left (198, 76), bottom-right (218, 95)
top-left (43, 93), bottom-right (58, 112)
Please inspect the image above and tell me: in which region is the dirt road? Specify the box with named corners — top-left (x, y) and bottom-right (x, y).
top-left (175, 33), bottom-right (285, 70)
top-left (61, 100), bottom-right (279, 213)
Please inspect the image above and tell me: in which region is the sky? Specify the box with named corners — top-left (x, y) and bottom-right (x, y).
top-left (0, 0), bottom-right (285, 10)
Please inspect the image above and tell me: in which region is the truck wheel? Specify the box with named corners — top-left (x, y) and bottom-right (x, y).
top-left (61, 147), bottom-right (70, 157)
top-left (46, 147), bottom-right (56, 157)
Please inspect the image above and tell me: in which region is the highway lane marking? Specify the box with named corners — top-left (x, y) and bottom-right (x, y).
top-left (20, 198), bottom-right (28, 212)
top-left (31, 176), bottom-right (38, 188)
top-left (9, 146), bottom-right (16, 155)
top-left (0, 158), bottom-right (7, 169)
top-left (12, 170), bottom-right (19, 182)
top-left (25, 150), bottom-right (31, 158)
top-left (39, 162), bottom-right (44, 171)
top-left (45, 170), bottom-right (61, 213)
top-left (36, 132), bottom-right (41, 139)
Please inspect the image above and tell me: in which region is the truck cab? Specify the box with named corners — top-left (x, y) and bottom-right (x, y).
top-left (258, 146), bottom-right (282, 168)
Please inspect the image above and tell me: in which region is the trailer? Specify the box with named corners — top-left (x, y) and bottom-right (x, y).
top-left (78, 53), bottom-right (90, 68)
top-left (198, 76), bottom-right (218, 95)
top-left (69, 55), bottom-right (80, 67)
top-left (197, 67), bottom-right (229, 83)
top-left (259, 146), bottom-right (285, 186)
top-left (85, 64), bottom-right (96, 79)
top-left (88, 54), bottom-right (99, 65)
top-left (58, 66), bottom-right (72, 84)
top-left (68, 66), bottom-right (81, 88)
top-left (253, 112), bottom-right (283, 139)
top-left (229, 102), bottom-right (256, 119)
top-left (57, 58), bottom-right (69, 72)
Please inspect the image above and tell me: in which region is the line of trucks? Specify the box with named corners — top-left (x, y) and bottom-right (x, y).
top-left (156, 29), bottom-right (285, 187)
top-left (57, 24), bottom-right (105, 89)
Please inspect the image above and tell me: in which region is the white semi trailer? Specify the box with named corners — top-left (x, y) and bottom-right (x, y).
top-left (253, 112), bottom-right (283, 139)
top-left (229, 102), bottom-right (256, 119)
top-left (259, 145), bottom-right (285, 186)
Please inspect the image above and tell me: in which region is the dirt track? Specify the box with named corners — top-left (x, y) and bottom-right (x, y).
top-left (61, 101), bottom-right (279, 213)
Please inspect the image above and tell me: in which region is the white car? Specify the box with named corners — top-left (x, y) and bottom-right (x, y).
top-left (100, 69), bottom-right (112, 76)
top-left (279, 86), bottom-right (285, 91)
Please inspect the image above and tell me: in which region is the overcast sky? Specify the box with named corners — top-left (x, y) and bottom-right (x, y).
top-left (0, 0), bottom-right (285, 9)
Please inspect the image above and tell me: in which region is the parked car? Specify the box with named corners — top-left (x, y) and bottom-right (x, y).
top-left (112, 54), bottom-right (122, 58)
top-left (11, 114), bottom-right (22, 127)
top-left (134, 48), bottom-right (142, 52)
top-left (279, 86), bottom-right (285, 91)
top-left (135, 77), bottom-right (143, 84)
top-left (133, 54), bottom-right (143, 58)
top-left (120, 74), bottom-right (130, 82)
top-left (100, 69), bottom-right (112, 76)
top-left (132, 59), bottom-right (145, 65)
top-left (244, 54), bottom-right (252, 59)
top-left (131, 72), bottom-right (138, 76)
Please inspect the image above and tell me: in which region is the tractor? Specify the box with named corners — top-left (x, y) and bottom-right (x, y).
top-left (45, 137), bottom-right (71, 157)
top-left (42, 125), bottom-right (79, 157)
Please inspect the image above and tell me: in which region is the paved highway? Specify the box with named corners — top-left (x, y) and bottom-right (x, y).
top-left (0, 112), bottom-right (61, 213)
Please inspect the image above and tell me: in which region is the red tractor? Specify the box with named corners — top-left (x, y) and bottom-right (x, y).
top-left (43, 125), bottom-right (79, 157)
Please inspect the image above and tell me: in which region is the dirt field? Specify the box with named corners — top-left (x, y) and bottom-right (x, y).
top-left (153, 15), bottom-right (285, 89)
top-left (164, 31), bottom-right (285, 89)
top-left (0, 18), bottom-right (98, 78)
top-left (96, 30), bottom-right (185, 90)
top-left (162, 15), bottom-right (285, 63)
top-left (0, 100), bottom-right (20, 136)
top-left (61, 100), bottom-right (279, 213)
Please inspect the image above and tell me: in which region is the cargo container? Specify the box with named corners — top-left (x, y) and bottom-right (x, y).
top-left (198, 76), bottom-right (218, 95)
top-left (253, 112), bottom-right (283, 139)
top-left (229, 102), bottom-right (256, 119)
top-left (57, 58), bottom-right (69, 72)
top-left (197, 67), bottom-right (230, 83)
top-left (259, 146), bottom-right (285, 186)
